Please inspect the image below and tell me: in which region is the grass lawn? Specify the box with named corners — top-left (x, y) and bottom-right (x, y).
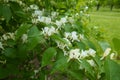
top-left (88, 7), bottom-right (120, 43)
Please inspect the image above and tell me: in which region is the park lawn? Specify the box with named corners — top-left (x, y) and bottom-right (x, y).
top-left (88, 8), bottom-right (120, 44)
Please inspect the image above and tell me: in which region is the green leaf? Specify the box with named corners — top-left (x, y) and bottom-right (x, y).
top-left (42, 47), bottom-right (57, 67)
top-left (6, 63), bottom-right (19, 75)
top-left (0, 4), bottom-right (3, 16)
top-left (51, 34), bottom-right (71, 47)
top-left (0, 67), bottom-right (9, 79)
top-left (4, 48), bottom-right (16, 58)
top-left (93, 55), bottom-right (102, 68)
top-left (112, 38), bottom-right (120, 54)
top-left (68, 60), bottom-right (80, 70)
top-left (27, 26), bottom-right (41, 50)
top-left (84, 39), bottom-right (96, 50)
top-left (14, 11), bottom-right (28, 19)
top-left (51, 57), bottom-right (68, 74)
top-left (10, 1), bottom-right (22, 11)
top-left (39, 71), bottom-right (45, 80)
top-left (15, 24), bottom-right (31, 40)
top-left (76, 41), bottom-right (86, 50)
top-left (17, 44), bottom-right (28, 59)
top-left (64, 24), bottom-right (72, 32)
top-left (2, 5), bottom-right (12, 22)
top-left (6, 39), bottom-right (16, 47)
top-left (104, 58), bottom-right (120, 80)
top-left (68, 70), bottom-right (84, 80)
top-left (98, 41), bottom-right (110, 51)
top-left (81, 59), bottom-right (95, 79)
top-left (51, 34), bottom-right (64, 42)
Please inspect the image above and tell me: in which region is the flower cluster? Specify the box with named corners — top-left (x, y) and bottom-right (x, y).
top-left (31, 8), bottom-right (52, 24)
top-left (68, 48), bottom-right (96, 62)
top-left (65, 31), bottom-right (84, 42)
top-left (42, 26), bottom-right (58, 37)
top-left (0, 33), bottom-right (15, 41)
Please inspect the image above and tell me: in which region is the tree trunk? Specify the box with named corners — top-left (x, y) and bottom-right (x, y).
top-left (96, 3), bottom-right (100, 11)
top-left (110, 4), bottom-right (114, 11)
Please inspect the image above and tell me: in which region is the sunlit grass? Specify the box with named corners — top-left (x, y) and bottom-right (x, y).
top-left (88, 7), bottom-right (120, 43)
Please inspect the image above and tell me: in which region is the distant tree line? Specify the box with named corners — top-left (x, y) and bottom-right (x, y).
top-left (96, 0), bottom-right (120, 11)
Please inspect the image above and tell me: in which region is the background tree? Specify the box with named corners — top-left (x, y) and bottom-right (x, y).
top-left (96, 0), bottom-right (105, 11)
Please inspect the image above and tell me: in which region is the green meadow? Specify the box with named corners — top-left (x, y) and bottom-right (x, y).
top-left (89, 7), bottom-right (120, 43)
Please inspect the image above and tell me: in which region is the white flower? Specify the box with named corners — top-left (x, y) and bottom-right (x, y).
top-left (100, 48), bottom-right (111, 60)
top-left (8, 33), bottom-right (15, 40)
top-left (56, 38), bottom-right (71, 55)
top-left (80, 50), bottom-right (88, 59)
top-left (80, 11), bottom-right (83, 14)
top-left (32, 18), bottom-right (39, 24)
top-left (85, 6), bottom-right (88, 10)
top-left (42, 26), bottom-right (57, 36)
top-left (51, 12), bottom-right (58, 18)
top-left (45, 17), bottom-right (51, 24)
top-left (2, 34), bottom-right (8, 40)
top-left (2, 33), bottom-right (15, 40)
top-left (38, 16), bottom-right (51, 24)
top-left (33, 10), bottom-right (43, 17)
top-left (64, 32), bottom-right (71, 39)
top-left (87, 48), bottom-right (96, 57)
top-left (110, 53), bottom-right (115, 59)
top-left (68, 17), bottom-right (74, 23)
top-left (55, 20), bottom-right (62, 28)
top-left (71, 31), bottom-right (79, 42)
top-left (60, 17), bottom-right (67, 24)
top-left (21, 34), bottom-right (28, 43)
top-left (48, 27), bottom-right (56, 36)
top-left (56, 41), bottom-right (65, 50)
top-left (75, 13), bottom-right (79, 16)
top-left (87, 59), bottom-right (96, 67)
top-left (30, 4), bottom-right (39, 10)
top-left (103, 48), bottom-right (111, 57)
top-left (0, 42), bottom-right (4, 50)
top-left (68, 49), bottom-right (80, 61)
top-left (79, 34), bottom-right (84, 40)
top-left (38, 16), bottom-right (45, 22)
top-left (34, 70), bottom-right (39, 75)
top-left (64, 31), bottom-right (80, 42)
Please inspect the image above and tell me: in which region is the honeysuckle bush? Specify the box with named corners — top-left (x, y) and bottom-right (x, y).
top-left (0, 0), bottom-right (120, 80)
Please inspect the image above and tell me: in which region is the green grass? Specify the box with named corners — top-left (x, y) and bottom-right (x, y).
top-left (88, 7), bottom-right (120, 43)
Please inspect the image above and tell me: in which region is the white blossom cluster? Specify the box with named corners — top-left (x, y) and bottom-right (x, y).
top-left (55, 16), bottom-right (68, 29)
top-left (0, 33), bottom-right (15, 41)
top-left (30, 4), bottom-right (59, 25)
top-left (31, 8), bottom-right (52, 24)
top-left (68, 48), bottom-right (96, 62)
top-left (4, 0), bottom-right (25, 6)
top-left (42, 26), bottom-right (58, 37)
top-left (65, 31), bottom-right (84, 42)
top-left (0, 32), bottom-right (28, 50)
top-left (0, 33), bottom-right (15, 50)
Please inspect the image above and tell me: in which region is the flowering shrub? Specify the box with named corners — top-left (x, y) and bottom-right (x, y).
top-left (0, 0), bottom-right (120, 80)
